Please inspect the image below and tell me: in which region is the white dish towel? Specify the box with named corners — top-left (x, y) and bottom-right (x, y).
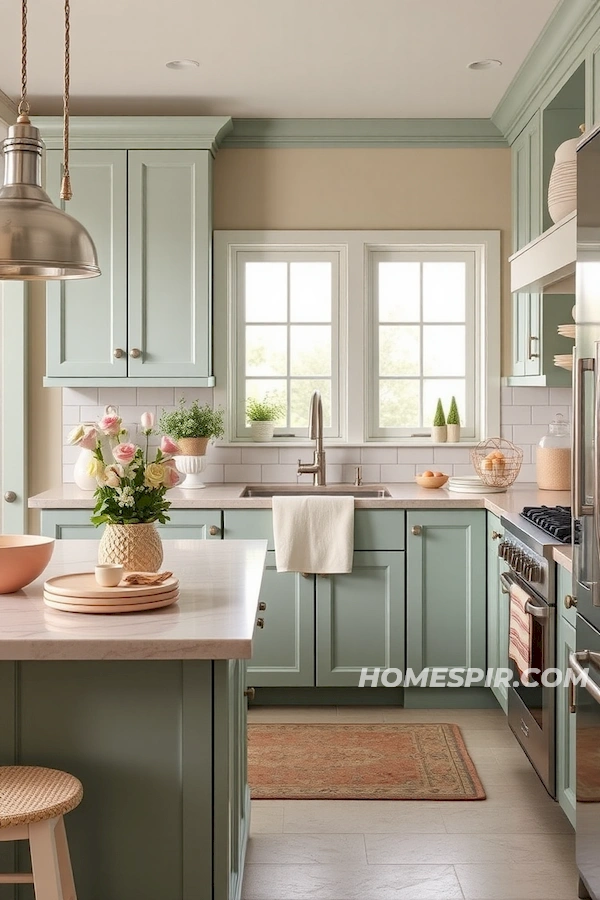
top-left (272, 495), bottom-right (354, 574)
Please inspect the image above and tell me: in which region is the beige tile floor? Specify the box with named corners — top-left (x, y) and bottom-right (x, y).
top-left (243, 706), bottom-right (578, 900)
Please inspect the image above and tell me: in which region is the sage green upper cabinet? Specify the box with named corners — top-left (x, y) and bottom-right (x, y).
top-left (316, 551), bottom-right (405, 687)
top-left (41, 116), bottom-right (232, 387)
top-left (406, 510), bottom-right (486, 672)
top-left (512, 111), bottom-right (542, 253)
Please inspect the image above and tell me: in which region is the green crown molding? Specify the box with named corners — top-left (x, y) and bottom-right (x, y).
top-left (493, 0), bottom-right (600, 143)
top-left (0, 89), bottom-right (17, 126)
top-left (222, 118), bottom-right (507, 149)
top-left (31, 116), bottom-right (233, 154)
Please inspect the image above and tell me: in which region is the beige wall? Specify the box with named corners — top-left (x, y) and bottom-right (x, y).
top-left (213, 146), bottom-right (512, 369)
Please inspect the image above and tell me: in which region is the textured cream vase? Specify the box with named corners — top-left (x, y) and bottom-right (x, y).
top-left (548, 136), bottom-right (578, 224)
top-left (250, 421), bottom-right (275, 442)
top-left (98, 523), bottom-right (163, 572)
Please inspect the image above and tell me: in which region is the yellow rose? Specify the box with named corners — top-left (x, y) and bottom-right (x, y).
top-left (87, 457), bottom-right (105, 482)
top-left (144, 462), bottom-right (165, 489)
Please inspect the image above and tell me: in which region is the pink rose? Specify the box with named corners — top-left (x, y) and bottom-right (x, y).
top-left (160, 435), bottom-right (181, 456)
top-left (163, 460), bottom-right (180, 488)
top-left (140, 411), bottom-right (155, 431)
top-left (112, 442), bottom-right (137, 465)
top-left (98, 414), bottom-right (122, 436)
top-left (79, 426), bottom-right (98, 451)
top-left (102, 463), bottom-right (124, 488)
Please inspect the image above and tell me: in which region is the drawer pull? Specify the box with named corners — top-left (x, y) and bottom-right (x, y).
top-left (564, 594), bottom-right (577, 609)
top-left (258, 601), bottom-right (267, 611)
top-left (209, 525), bottom-right (220, 536)
top-left (256, 617), bottom-right (265, 629)
top-left (491, 530), bottom-right (502, 540)
top-left (244, 687), bottom-right (255, 700)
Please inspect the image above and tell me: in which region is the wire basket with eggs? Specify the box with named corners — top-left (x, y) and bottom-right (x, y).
top-left (470, 438), bottom-right (523, 488)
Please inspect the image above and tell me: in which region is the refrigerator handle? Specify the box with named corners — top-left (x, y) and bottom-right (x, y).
top-left (573, 352), bottom-right (594, 518)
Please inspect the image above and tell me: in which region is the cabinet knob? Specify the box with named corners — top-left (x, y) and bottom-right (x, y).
top-left (129, 348), bottom-right (141, 359)
top-left (411, 525), bottom-right (422, 536)
top-left (256, 617), bottom-right (265, 629)
top-left (258, 601), bottom-right (267, 611)
top-left (244, 687), bottom-right (255, 700)
top-left (209, 525), bottom-right (220, 536)
top-left (564, 594), bottom-right (577, 609)
top-left (491, 530), bottom-right (502, 540)
top-left (3, 491), bottom-right (16, 503)
top-left (113, 348), bottom-right (124, 359)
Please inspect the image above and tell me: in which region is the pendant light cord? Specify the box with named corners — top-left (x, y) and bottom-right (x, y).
top-left (17, 0), bottom-right (29, 117)
top-left (60, 0), bottom-right (72, 200)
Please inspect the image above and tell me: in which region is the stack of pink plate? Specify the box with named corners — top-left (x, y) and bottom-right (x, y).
top-left (43, 573), bottom-right (179, 614)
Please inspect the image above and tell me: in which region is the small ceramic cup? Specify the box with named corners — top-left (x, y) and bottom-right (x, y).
top-left (95, 564), bottom-right (124, 587)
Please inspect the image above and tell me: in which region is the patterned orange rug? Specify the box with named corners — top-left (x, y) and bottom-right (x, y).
top-left (248, 723), bottom-right (486, 800)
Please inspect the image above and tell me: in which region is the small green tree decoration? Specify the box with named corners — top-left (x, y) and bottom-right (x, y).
top-left (433, 399), bottom-right (446, 427)
top-left (447, 396), bottom-right (460, 426)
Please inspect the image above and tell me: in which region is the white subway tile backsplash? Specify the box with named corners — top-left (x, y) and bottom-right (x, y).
top-left (530, 405), bottom-right (570, 425)
top-left (501, 406), bottom-right (531, 425)
top-left (63, 464), bottom-right (74, 483)
top-left (260, 465), bottom-right (298, 483)
top-left (60, 384), bottom-right (570, 486)
top-left (512, 387), bottom-right (549, 405)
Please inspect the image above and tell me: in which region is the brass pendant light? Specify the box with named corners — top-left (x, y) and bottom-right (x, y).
top-left (0, 0), bottom-right (101, 280)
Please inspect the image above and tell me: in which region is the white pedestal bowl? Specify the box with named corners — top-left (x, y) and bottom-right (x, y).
top-left (175, 455), bottom-right (207, 489)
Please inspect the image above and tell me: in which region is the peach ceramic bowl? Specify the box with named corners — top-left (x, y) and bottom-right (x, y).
top-left (415, 474), bottom-right (449, 489)
top-left (0, 535), bottom-right (55, 593)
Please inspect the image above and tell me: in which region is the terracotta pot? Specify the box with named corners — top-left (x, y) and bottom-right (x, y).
top-left (432, 425), bottom-right (447, 443)
top-left (447, 424), bottom-right (461, 443)
top-left (250, 421), bottom-right (275, 442)
top-left (176, 437), bottom-right (209, 456)
top-left (98, 522), bottom-right (163, 572)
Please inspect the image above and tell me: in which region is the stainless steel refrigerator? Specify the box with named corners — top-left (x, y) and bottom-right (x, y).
top-left (572, 122), bottom-right (600, 900)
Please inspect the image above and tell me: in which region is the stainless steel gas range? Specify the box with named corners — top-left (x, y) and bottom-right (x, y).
top-left (499, 513), bottom-right (561, 797)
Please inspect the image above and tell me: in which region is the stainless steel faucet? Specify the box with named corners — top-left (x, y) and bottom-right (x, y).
top-left (297, 390), bottom-right (327, 485)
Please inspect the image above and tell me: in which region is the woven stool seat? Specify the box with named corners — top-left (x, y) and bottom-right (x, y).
top-left (0, 766), bottom-right (83, 827)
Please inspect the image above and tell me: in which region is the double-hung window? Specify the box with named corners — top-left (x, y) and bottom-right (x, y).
top-left (214, 231), bottom-right (499, 444)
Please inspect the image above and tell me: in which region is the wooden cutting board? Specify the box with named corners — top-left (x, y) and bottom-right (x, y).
top-left (44, 572), bottom-right (178, 599)
top-left (43, 593), bottom-right (179, 614)
top-left (43, 587), bottom-right (179, 606)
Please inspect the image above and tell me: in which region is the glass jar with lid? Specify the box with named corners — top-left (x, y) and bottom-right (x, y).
top-left (536, 413), bottom-right (571, 491)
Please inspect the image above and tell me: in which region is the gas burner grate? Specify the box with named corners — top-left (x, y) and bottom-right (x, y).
top-left (520, 505), bottom-right (576, 543)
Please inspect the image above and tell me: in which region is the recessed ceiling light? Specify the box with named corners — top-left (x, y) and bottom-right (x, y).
top-left (468, 59), bottom-right (502, 70)
top-left (165, 59), bottom-right (200, 70)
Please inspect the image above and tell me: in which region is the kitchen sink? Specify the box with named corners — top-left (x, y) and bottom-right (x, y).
top-left (240, 484), bottom-right (391, 498)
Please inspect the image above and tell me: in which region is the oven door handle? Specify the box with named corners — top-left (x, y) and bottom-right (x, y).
top-left (500, 572), bottom-right (514, 594)
top-left (524, 600), bottom-right (549, 620)
top-left (569, 650), bottom-right (600, 712)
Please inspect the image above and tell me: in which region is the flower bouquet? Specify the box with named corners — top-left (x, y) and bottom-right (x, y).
top-left (67, 411), bottom-right (182, 571)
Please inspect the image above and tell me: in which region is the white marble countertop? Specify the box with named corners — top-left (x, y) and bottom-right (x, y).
top-left (553, 544), bottom-right (573, 573)
top-left (29, 482), bottom-right (571, 518)
top-left (0, 540), bottom-right (267, 661)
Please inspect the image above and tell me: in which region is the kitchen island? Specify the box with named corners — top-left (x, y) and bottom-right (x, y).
top-left (0, 539), bottom-right (267, 900)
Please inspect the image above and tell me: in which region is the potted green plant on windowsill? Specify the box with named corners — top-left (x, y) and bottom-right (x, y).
top-left (246, 395), bottom-right (285, 442)
top-left (447, 396), bottom-right (461, 442)
top-left (158, 399), bottom-right (225, 456)
top-left (432, 399), bottom-right (447, 443)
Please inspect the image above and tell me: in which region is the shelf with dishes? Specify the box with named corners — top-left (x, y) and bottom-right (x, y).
top-left (554, 317), bottom-right (575, 370)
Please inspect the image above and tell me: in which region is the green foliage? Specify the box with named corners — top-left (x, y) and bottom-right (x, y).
top-left (246, 394), bottom-right (286, 422)
top-left (91, 448), bottom-right (172, 526)
top-left (447, 396), bottom-right (460, 426)
top-left (433, 399), bottom-right (446, 427)
top-left (158, 399), bottom-right (225, 440)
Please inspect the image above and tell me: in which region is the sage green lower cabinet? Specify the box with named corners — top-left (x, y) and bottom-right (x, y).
top-left (0, 658), bottom-right (249, 900)
top-left (247, 551), bottom-right (315, 687)
top-left (406, 510), bottom-right (486, 673)
top-left (39, 508), bottom-right (224, 540)
top-left (486, 512), bottom-right (509, 713)
top-left (556, 563), bottom-right (576, 828)
top-left (316, 551), bottom-right (405, 687)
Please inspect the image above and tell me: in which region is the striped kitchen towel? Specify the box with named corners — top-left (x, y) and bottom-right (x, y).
top-left (508, 581), bottom-right (533, 677)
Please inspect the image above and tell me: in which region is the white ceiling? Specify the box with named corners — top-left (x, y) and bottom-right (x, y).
top-left (0, 0), bottom-right (562, 119)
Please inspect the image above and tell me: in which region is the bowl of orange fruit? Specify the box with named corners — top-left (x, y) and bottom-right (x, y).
top-left (415, 471), bottom-right (449, 489)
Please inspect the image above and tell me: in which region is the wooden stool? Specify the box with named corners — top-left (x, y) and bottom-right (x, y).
top-left (0, 765), bottom-right (83, 900)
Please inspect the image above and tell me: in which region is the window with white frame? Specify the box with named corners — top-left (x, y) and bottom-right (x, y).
top-left (368, 249), bottom-right (477, 439)
top-left (214, 231), bottom-right (499, 444)
top-left (227, 248), bottom-right (345, 440)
